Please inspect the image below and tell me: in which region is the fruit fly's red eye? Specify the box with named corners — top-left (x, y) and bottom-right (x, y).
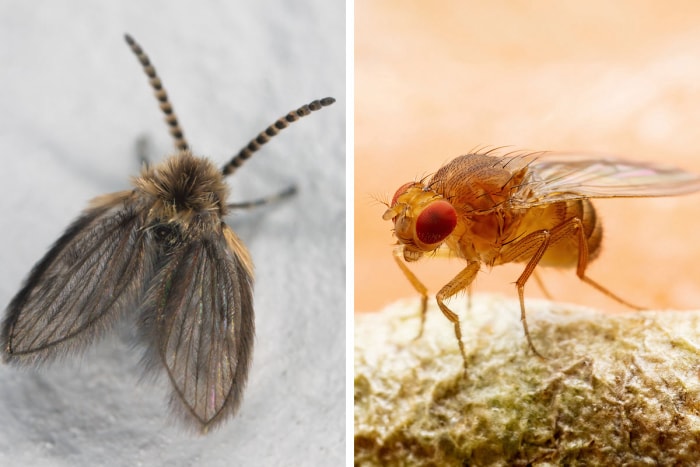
top-left (416, 200), bottom-right (457, 245)
top-left (391, 182), bottom-right (417, 207)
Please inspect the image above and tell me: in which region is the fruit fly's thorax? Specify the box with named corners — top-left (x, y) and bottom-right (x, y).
top-left (427, 154), bottom-right (531, 264)
top-left (429, 154), bottom-right (526, 212)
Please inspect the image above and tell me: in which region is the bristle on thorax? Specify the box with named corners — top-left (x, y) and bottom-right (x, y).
top-left (133, 152), bottom-right (229, 224)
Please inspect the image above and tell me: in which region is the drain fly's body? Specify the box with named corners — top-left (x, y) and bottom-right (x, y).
top-left (1, 34), bottom-right (335, 433)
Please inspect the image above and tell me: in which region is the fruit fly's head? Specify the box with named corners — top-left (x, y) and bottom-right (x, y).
top-left (383, 182), bottom-right (457, 260)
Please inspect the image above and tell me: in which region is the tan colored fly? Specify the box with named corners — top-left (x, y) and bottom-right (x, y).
top-left (383, 150), bottom-right (700, 369)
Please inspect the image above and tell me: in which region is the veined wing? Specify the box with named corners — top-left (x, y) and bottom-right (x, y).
top-left (142, 223), bottom-right (254, 432)
top-left (2, 191), bottom-right (151, 364)
top-left (510, 153), bottom-right (700, 208)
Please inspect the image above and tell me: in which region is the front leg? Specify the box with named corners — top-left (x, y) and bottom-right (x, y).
top-left (435, 261), bottom-right (481, 373)
top-left (392, 247), bottom-right (430, 340)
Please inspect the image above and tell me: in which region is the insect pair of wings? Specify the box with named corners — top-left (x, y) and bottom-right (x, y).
top-left (3, 185), bottom-right (252, 430)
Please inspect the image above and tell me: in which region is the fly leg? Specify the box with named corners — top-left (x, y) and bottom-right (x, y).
top-left (435, 261), bottom-right (481, 372)
top-left (498, 229), bottom-right (553, 359)
top-left (392, 247), bottom-right (429, 339)
top-left (501, 216), bottom-right (642, 359)
top-left (566, 219), bottom-right (643, 310)
top-left (392, 247), bottom-right (479, 372)
top-left (226, 186), bottom-right (297, 210)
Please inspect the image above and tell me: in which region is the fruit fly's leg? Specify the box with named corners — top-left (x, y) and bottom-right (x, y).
top-left (515, 217), bottom-right (642, 310)
top-left (435, 261), bottom-right (481, 372)
top-left (501, 216), bottom-right (644, 359)
top-left (498, 230), bottom-right (553, 359)
top-left (392, 247), bottom-right (429, 338)
top-left (429, 246), bottom-right (474, 312)
top-left (533, 270), bottom-right (553, 301)
top-left (566, 219), bottom-right (643, 311)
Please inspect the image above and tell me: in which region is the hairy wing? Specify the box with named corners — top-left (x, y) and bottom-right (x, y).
top-left (143, 224), bottom-right (254, 432)
top-left (511, 154), bottom-right (700, 208)
top-left (2, 192), bottom-right (151, 364)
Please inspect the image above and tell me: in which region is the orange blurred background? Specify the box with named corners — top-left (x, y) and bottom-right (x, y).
top-left (355, 2), bottom-right (700, 314)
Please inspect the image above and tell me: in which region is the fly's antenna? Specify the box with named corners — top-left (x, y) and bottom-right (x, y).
top-left (222, 97), bottom-right (335, 176)
top-left (124, 34), bottom-right (189, 152)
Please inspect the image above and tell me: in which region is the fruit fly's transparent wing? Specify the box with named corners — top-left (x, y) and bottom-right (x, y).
top-left (2, 192), bottom-right (151, 364)
top-left (140, 224), bottom-right (254, 433)
top-left (511, 153), bottom-right (700, 208)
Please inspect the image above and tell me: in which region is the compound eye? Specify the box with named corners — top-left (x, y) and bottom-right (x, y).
top-left (415, 200), bottom-right (457, 245)
top-left (391, 182), bottom-right (417, 207)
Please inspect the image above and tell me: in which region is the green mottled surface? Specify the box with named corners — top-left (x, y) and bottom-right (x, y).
top-left (355, 295), bottom-right (700, 466)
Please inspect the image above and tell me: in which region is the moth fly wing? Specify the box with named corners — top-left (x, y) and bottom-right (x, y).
top-left (143, 226), bottom-right (254, 432)
top-left (1, 191), bottom-right (152, 365)
top-left (222, 224), bottom-right (253, 278)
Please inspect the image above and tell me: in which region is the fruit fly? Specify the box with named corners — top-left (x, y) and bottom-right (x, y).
top-left (1, 34), bottom-right (335, 432)
top-left (383, 150), bottom-right (700, 369)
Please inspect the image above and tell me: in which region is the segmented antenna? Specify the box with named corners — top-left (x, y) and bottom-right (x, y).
top-left (222, 97), bottom-right (335, 176)
top-left (124, 34), bottom-right (189, 152)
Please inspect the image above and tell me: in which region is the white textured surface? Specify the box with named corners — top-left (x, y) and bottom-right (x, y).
top-left (0, 1), bottom-right (345, 465)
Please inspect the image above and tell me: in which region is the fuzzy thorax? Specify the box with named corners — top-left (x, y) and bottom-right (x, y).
top-left (133, 152), bottom-right (229, 225)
